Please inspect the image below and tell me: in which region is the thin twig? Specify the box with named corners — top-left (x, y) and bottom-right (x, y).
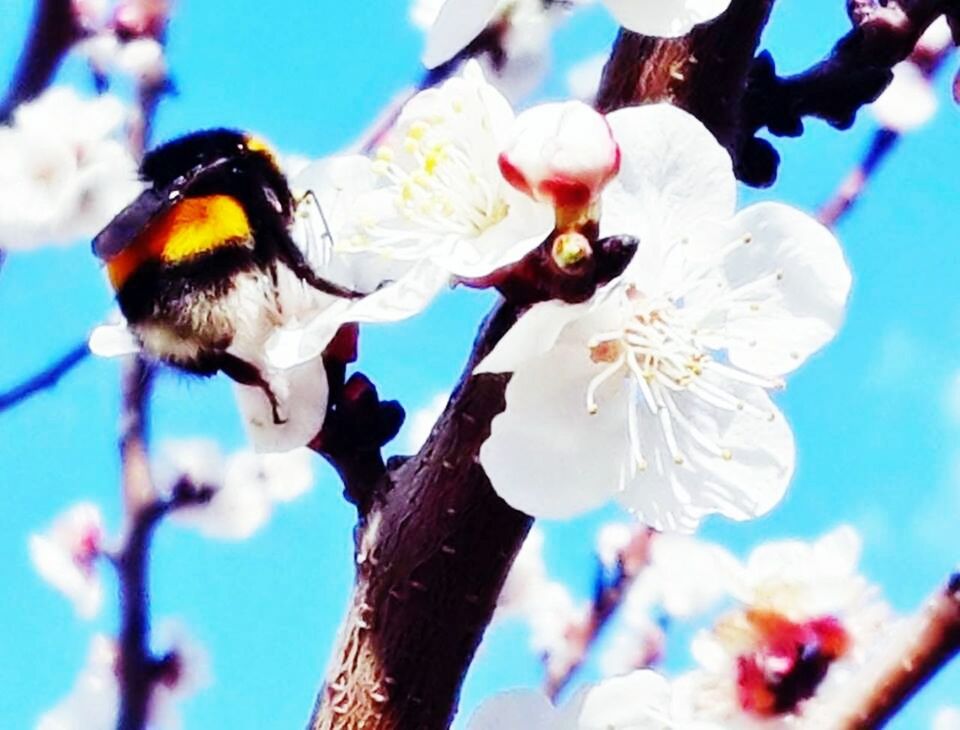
top-left (544, 528), bottom-right (655, 701)
top-left (834, 573), bottom-right (960, 729)
top-left (0, 341), bottom-right (90, 412)
top-left (0, 0), bottom-right (81, 123)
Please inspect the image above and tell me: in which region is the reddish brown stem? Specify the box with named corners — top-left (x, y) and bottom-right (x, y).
top-left (835, 574), bottom-right (960, 729)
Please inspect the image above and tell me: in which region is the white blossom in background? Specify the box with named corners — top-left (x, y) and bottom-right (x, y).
top-left (148, 622), bottom-right (211, 730)
top-left (869, 62), bottom-right (938, 132)
top-left (470, 669), bottom-right (719, 729)
top-left (478, 102), bottom-right (851, 529)
top-left (934, 707), bottom-right (960, 730)
top-left (156, 439), bottom-right (315, 539)
top-left (495, 527), bottom-right (583, 668)
top-left (29, 503), bottom-right (105, 619)
top-left (37, 635), bottom-right (118, 730)
top-left (37, 625), bottom-right (207, 730)
top-left (77, 34), bottom-right (168, 85)
top-left (0, 87), bottom-right (141, 251)
top-left (595, 521), bottom-right (634, 570)
top-left (419, 0), bottom-right (732, 85)
top-left (676, 527), bottom-right (891, 725)
top-left (405, 392), bottom-right (450, 451)
top-left (344, 62), bottom-right (553, 279)
top-left (566, 53), bottom-right (607, 103)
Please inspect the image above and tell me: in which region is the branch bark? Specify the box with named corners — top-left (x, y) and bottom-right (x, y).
top-left (309, 4), bottom-right (784, 729)
top-left (0, 0), bottom-right (80, 123)
top-left (835, 573), bottom-right (960, 729)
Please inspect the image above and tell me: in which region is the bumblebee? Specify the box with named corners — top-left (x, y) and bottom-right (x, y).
top-left (93, 128), bottom-right (355, 423)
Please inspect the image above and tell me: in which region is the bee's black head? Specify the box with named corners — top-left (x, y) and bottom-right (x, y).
top-left (141, 128), bottom-right (281, 188)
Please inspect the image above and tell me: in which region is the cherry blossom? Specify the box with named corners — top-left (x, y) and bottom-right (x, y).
top-left (0, 87), bottom-right (141, 251)
top-left (675, 527), bottom-right (891, 725)
top-left (870, 61), bottom-right (938, 133)
top-left (420, 0), bottom-right (732, 81)
top-left (934, 707), bottom-right (960, 730)
top-left (345, 62), bottom-right (553, 278)
top-left (470, 669), bottom-right (718, 729)
top-left (157, 439), bottom-right (315, 539)
top-left (29, 503), bottom-right (105, 619)
top-left (404, 391), bottom-right (450, 451)
top-left (148, 622), bottom-right (211, 730)
top-left (477, 103), bottom-right (851, 529)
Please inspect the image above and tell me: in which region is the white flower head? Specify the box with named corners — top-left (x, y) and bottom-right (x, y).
top-left (567, 53), bottom-right (608, 103)
top-left (469, 670), bottom-right (718, 729)
top-left (499, 101), bottom-right (620, 213)
top-left (148, 621), bottom-right (211, 730)
top-left (37, 635), bottom-right (118, 730)
top-left (604, 0), bottom-right (731, 37)
top-left (934, 707), bottom-right (960, 730)
top-left (680, 527), bottom-right (891, 723)
top-left (405, 391), bottom-right (450, 451)
top-left (159, 439), bottom-right (315, 540)
top-left (870, 61), bottom-right (938, 132)
top-left (595, 521), bottom-right (635, 570)
top-left (29, 503), bottom-right (105, 619)
top-left (350, 62), bottom-right (554, 278)
top-left (477, 104), bottom-right (851, 530)
top-left (645, 532), bottom-right (737, 619)
top-left (0, 87), bottom-right (141, 251)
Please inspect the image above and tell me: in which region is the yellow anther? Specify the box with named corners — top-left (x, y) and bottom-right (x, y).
top-left (408, 121), bottom-right (429, 140)
top-left (722, 449), bottom-right (733, 461)
top-left (375, 146), bottom-right (395, 162)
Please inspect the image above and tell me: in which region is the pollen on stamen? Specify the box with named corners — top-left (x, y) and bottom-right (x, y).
top-left (375, 146), bottom-right (394, 163)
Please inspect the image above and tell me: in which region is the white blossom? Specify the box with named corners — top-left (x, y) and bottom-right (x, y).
top-left (77, 33), bottom-right (167, 85)
top-left (870, 61), bottom-right (938, 132)
top-left (477, 104), bottom-right (851, 529)
top-left (148, 622), bottom-right (211, 730)
top-left (157, 439), bottom-right (315, 540)
top-left (405, 391), bottom-right (450, 451)
top-left (676, 527), bottom-right (891, 725)
top-left (470, 670), bottom-right (719, 729)
top-left (28, 503), bottom-right (105, 619)
top-left (595, 522), bottom-right (635, 570)
top-left (346, 62), bottom-right (553, 279)
top-left (421, 0), bottom-right (732, 79)
top-left (0, 87), bottom-right (141, 251)
top-left (934, 707), bottom-right (960, 730)
top-left (36, 635), bottom-right (118, 730)
top-left (566, 53), bottom-right (608, 103)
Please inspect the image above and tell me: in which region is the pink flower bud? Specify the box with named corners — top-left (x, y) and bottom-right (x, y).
top-left (498, 101), bottom-right (620, 211)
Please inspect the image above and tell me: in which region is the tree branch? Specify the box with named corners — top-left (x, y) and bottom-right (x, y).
top-left (0, 341), bottom-right (90, 413)
top-left (834, 573), bottom-right (960, 729)
top-left (0, 0), bottom-right (80, 123)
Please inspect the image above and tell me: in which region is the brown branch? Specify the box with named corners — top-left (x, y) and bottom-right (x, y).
top-left (741, 0), bottom-right (954, 185)
top-left (834, 573), bottom-right (960, 729)
top-left (308, 5), bottom-right (783, 728)
top-left (0, 340), bottom-right (90, 412)
top-left (544, 528), bottom-right (655, 701)
top-left (0, 0), bottom-right (81, 123)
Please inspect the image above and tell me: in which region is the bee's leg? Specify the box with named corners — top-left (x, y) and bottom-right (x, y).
top-left (217, 354), bottom-right (287, 425)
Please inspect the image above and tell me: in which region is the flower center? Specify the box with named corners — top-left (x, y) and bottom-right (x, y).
top-left (736, 610), bottom-right (850, 717)
top-left (584, 283), bottom-right (783, 471)
top-left (367, 108), bottom-right (509, 252)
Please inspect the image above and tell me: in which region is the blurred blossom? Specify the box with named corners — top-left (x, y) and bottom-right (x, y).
top-left (496, 527), bottom-right (582, 664)
top-left (346, 62), bottom-right (553, 279)
top-left (478, 104), bottom-right (850, 529)
top-left (595, 522), bottom-right (634, 569)
top-left (566, 54), bottom-right (607, 103)
top-left (148, 622), bottom-right (211, 730)
top-left (470, 669), bottom-right (716, 729)
top-left (646, 533), bottom-right (737, 619)
top-left (916, 16), bottom-right (955, 56)
top-left (934, 707), bottom-right (960, 730)
top-left (36, 635), bottom-right (118, 730)
top-left (157, 439), bottom-right (315, 539)
top-left (28, 503), bottom-right (105, 619)
top-left (113, 0), bottom-right (171, 39)
top-left (78, 34), bottom-right (168, 85)
top-left (405, 392), bottom-right (450, 451)
top-left (870, 62), bottom-right (938, 132)
top-left (0, 87), bottom-right (141, 251)
top-left (676, 527), bottom-right (892, 724)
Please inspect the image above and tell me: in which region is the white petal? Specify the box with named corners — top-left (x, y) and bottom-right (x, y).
top-left (475, 299), bottom-right (591, 374)
top-left (619, 383), bottom-right (794, 531)
top-left (468, 690), bottom-right (558, 730)
top-left (603, 0), bottom-right (731, 37)
top-left (234, 358), bottom-right (328, 453)
top-left (481, 343), bottom-right (625, 519)
top-left (346, 258), bottom-right (451, 323)
top-left (575, 670), bottom-right (673, 728)
top-left (870, 61), bottom-right (938, 132)
top-left (603, 104), bottom-right (736, 248)
top-left (422, 0), bottom-right (499, 69)
top-left (88, 322), bottom-right (140, 358)
top-left (714, 202), bottom-right (852, 377)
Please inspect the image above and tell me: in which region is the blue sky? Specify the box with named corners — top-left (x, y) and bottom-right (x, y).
top-left (0, 1), bottom-right (958, 728)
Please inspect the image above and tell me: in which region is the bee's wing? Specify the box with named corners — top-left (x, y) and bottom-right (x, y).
top-left (92, 156), bottom-right (236, 260)
top-left (291, 190), bottom-right (335, 271)
top-left (91, 186), bottom-right (168, 259)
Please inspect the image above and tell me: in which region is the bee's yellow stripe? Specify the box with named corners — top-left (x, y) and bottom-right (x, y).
top-left (106, 195), bottom-right (252, 289)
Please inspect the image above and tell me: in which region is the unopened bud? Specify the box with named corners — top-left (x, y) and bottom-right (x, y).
top-left (498, 101), bottom-right (620, 212)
